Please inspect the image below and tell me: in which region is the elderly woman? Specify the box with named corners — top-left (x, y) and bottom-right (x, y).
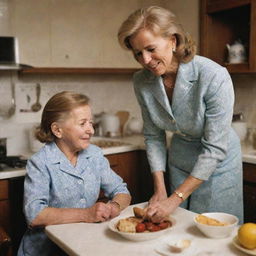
top-left (18, 91), bottom-right (131, 255)
top-left (118, 6), bottom-right (243, 223)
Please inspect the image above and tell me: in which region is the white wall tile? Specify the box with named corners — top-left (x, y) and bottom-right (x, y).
top-left (232, 74), bottom-right (256, 128)
top-left (0, 72), bottom-right (141, 155)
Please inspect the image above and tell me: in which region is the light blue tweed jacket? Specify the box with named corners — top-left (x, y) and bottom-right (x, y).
top-left (133, 55), bottom-right (241, 181)
top-left (133, 55), bottom-right (243, 221)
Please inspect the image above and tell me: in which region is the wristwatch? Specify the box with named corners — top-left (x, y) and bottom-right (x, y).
top-left (174, 190), bottom-right (185, 201)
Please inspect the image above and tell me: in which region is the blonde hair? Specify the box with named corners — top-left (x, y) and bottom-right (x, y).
top-left (118, 6), bottom-right (196, 63)
top-left (35, 91), bottom-right (90, 143)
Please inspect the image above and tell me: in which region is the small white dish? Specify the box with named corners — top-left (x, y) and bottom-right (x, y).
top-left (232, 236), bottom-right (256, 255)
top-left (108, 216), bottom-right (176, 242)
top-left (168, 239), bottom-right (191, 252)
top-left (194, 212), bottom-right (238, 238)
top-left (155, 239), bottom-right (194, 256)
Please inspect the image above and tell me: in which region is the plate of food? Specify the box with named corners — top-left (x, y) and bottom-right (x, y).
top-left (108, 206), bottom-right (176, 241)
top-left (232, 236), bottom-right (256, 255)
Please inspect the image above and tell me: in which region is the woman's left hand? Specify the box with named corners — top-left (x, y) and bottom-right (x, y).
top-left (146, 197), bottom-right (180, 223)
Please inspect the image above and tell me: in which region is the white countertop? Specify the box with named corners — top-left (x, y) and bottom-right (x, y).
top-left (1, 135), bottom-right (256, 180)
top-left (45, 202), bottom-right (244, 256)
top-left (0, 135), bottom-right (144, 180)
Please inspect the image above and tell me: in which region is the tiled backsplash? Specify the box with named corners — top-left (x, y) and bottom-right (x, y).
top-left (0, 72), bottom-right (256, 156)
top-left (232, 74), bottom-right (256, 128)
top-left (0, 72), bottom-right (141, 155)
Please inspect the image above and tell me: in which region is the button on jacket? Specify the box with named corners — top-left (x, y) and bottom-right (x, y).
top-left (133, 55), bottom-right (243, 222)
top-left (18, 142), bottom-right (129, 256)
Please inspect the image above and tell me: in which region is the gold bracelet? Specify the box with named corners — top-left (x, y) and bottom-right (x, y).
top-left (174, 191), bottom-right (185, 201)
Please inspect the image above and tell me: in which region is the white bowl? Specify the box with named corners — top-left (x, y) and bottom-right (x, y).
top-left (194, 212), bottom-right (238, 239)
top-left (108, 216), bottom-right (176, 241)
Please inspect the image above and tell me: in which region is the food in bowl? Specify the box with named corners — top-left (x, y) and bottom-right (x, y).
top-left (117, 217), bottom-right (141, 233)
top-left (117, 217), bottom-right (172, 233)
top-left (133, 206), bottom-right (146, 219)
top-left (195, 214), bottom-right (228, 226)
top-left (194, 212), bottom-right (238, 238)
top-left (116, 207), bottom-right (172, 233)
top-left (237, 223), bottom-right (256, 250)
top-left (109, 207), bottom-right (176, 241)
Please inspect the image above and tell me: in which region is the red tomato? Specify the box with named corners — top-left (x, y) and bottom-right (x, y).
top-left (145, 222), bottom-right (160, 232)
top-left (151, 224), bottom-right (161, 232)
top-left (144, 221), bottom-right (154, 230)
top-left (158, 221), bottom-right (171, 230)
top-left (136, 223), bottom-right (146, 233)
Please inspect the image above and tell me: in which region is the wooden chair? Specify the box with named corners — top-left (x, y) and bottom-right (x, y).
top-left (0, 226), bottom-right (11, 256)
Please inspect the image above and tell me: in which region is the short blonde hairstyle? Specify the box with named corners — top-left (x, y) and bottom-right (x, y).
top-left (118, 6), bottom-right (196, 63)
top-left (35, 91), bottom-right (90, 143)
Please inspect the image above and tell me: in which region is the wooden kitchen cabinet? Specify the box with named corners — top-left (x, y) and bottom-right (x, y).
top-left (243, 162), bottom-right (256, 223)
top-left (10, 0), bottom-right (52, 67)
top-left (0, 180), bottom-right (10, 234)
top-left (200, 0), bottom-right (256, 73)
top-left (105, 150), bottom-right (154, 204)
top-left (50, 0), bottom-right (139, 68)
top-left (10, 0), bottom-right (140, 69)
top-left (8, 177), bottom-right (27, 254)
top-left (0, 178), bottom-right (26, 255)
top-left (0, 181), bottom-right (12, 256)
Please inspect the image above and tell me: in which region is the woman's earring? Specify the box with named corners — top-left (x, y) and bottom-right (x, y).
top-left (54, 132), bottom-right (61, 138)
top-left (173, 47), bottom-right (176, 53)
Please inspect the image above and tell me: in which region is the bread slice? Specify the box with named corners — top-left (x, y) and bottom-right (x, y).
top-left (133, 207), bottom-right (146, 219)
top-left (116, 217), bottom-right (142, 233)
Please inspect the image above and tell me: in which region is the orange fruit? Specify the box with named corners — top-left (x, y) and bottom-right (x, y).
top-left (238, 223), bottom-right (256, 250)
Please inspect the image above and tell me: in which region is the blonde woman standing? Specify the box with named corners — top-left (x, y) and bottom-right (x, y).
top-left (118, 6), bottom-right (243, 223)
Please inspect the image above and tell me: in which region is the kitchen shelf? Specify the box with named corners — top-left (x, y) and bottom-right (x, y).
top-left (19, 67), bottom-right (140, 75)
top-left (200, 0), bottom-right (256, 73)
top-left (224, 63), bottom-right (251, 74)
top-left (207, 0), bottom-right (251, 13)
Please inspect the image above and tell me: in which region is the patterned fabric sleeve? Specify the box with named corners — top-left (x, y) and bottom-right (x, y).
top-left (23, 154), bottom-right (50, 224)
top-left (191, 68), bottom-right (234, 180)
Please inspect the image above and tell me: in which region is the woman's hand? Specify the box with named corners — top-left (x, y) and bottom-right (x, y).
top-left (146, 196), bottom-right (180, 223)
top-left (146, 175), bottom-right (204, 223)
top-left (149, 189), bottom-right (168, 204)
top-left (84, 202), bottom-right (112, 223)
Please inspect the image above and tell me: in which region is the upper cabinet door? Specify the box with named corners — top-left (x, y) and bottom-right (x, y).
top-left (10, 0), bottom-right (52, 67)
top-left (200, 0), bottom-right (256, 73)
top-left (10, 0), bottom-right (140, 68)
top-left (50, 0), bottom-right (139, 68)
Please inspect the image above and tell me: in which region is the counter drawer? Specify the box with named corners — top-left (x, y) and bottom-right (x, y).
top-left (243, 163), bottom-right (256, 183)
top-left (0, 200), bottom-right (10, 233)
top-left (244, 183), bottom-right (256, 223)
top-left (0, 180), bottom-right (9, 200)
